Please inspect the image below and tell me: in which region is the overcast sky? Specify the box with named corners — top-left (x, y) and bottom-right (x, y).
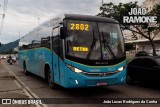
top-left (0, 0), bottom-right (144, 44)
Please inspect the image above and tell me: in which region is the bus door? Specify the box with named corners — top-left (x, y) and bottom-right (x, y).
top-left (52, 27), bottom-right (61, 84)
top-left (52, 26), bottom-right (65, 85)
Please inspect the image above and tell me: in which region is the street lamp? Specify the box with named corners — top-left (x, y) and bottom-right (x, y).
top-left (34, 16), bottom-right (43, 26)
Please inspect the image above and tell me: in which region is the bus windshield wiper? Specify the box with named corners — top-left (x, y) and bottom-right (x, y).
top-left (86, 29), bottom-right (97, 59)
top-left (101, 31), bottom-right (117, 59)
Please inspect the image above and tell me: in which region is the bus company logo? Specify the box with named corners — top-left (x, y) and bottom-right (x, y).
top-left (95, 62), bottom-right (109, 65)
top-left (2, 99), bottom-right (11, 104)
top-left (123, 8), bottom-right (159, 27)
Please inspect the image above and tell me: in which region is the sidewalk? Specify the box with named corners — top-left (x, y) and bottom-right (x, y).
top-left (0, 62), bottom-right (36, 107)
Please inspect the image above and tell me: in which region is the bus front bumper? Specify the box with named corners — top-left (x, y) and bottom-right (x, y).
top-left (64, 69), bottom-right (126, 88)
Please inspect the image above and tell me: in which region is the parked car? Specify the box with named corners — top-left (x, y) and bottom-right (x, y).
top-left (135, 51), bottom-right (149, 57)
top-left (126, 56), bottom-right (160, 84)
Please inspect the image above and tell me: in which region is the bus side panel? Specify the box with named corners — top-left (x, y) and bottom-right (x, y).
top-left (27, 50), bottom-right (37, 75)
top-left (19, 48), bottom-right (53, 78)
top-left (19, 50), bottom-right (31, 73)
top-left (18, 51), bottom-right (24, 68)
top-left (35, 49), bottom-right (43, 75)
top-left (38, 49), bottom-right (45, 78)
top-left (26, 50), bottom-right (31, 73)
top-left (39, 48), bottom-right (53, 78)
top-left (52, 53), bottom-right (60, 84)
top-left (59, 58), bottom-right (66, 87)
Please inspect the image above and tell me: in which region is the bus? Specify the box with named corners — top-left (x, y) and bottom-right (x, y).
top-left (18, 14), bottom-right (126, 88)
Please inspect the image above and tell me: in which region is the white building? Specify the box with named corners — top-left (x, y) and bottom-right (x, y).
top-left (141, 0), bottom-right (160, 11)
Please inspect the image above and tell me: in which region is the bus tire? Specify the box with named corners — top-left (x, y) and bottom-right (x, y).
top-left (23, 62), bottom-right (29, 76)
top-left (126, 74), bottom-right (134, 85)
top-left (47, 71), bottom-right (57, 89)
top-left (45, 66), bottom-right (56, 89)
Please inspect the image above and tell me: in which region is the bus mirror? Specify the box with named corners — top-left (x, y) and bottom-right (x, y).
top-left (60, 27), bottom-right (65, 39)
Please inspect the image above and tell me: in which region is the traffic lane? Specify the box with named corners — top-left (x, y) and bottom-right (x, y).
top-left (3, 61), bottom-right (160, 107)
top-left (6, 62), bottom-right (124, 98)
top-left (0, 62), bottom-right (36, 107)
top-left (4, 61), bottom-right (160, 98)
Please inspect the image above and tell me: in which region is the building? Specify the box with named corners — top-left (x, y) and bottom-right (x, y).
top-left (141, 0), bottom-right (160, 11)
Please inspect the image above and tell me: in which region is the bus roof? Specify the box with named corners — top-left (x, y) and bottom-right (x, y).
top-left (65, 14), bottom-right (119, 24)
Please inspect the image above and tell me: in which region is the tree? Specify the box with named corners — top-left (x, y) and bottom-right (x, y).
top-left (97, 2), bottom-right (160, 56)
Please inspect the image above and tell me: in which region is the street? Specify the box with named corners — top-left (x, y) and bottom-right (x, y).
top-left (0, 0), bottom-right (159, 107)
top-left (0, 60), bottom-right (160, 107)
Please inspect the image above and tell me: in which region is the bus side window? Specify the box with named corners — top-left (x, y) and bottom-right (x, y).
top-left (52, 36), bottom-right (59, 54)
top-left (52, 27), bottom-right (59, 54)
top-left (52, 27), bottom-right (63, 59)
top-left (22, 45), bottom-right (30, 50)
top-left (41, 36), bottom-right (51, 49)
top-left (59, 38), bottom-right (63, 59)
top-left (31, 40), bottom-right (40, 48)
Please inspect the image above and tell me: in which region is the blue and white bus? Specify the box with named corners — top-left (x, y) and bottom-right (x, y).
top-left (18, 14), bottom-right (126, 88)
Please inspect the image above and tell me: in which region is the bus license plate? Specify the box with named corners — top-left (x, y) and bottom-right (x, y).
top-left (96, 82), bottom-right (107, 86)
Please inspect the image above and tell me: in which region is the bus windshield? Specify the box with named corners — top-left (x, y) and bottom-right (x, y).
top-left (65, 20), bottom-right (125, 61)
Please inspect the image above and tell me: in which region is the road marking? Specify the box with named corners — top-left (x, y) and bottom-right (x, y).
top-left (14, 80), bottom-right (33, 98)
top-left (2, 61), bottom-right (48, 107)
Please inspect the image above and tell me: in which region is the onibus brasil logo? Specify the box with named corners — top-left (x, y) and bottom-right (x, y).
top-left (123, 8), bottom-right (159, 27)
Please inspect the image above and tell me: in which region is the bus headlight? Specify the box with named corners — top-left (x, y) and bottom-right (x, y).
top-left (118, 66), bottom-right (125, 72)
top-left (66, 64), bottom-right (83, 73)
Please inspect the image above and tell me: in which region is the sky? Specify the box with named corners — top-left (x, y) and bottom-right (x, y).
top-left (0, 0), bottom-right (144, 44)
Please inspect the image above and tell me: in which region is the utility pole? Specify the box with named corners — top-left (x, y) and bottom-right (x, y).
top-left (0, 0), bottom-right (8, 43)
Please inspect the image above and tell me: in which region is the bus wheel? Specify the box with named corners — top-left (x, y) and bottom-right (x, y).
top-left (47, 70), bottom-right (56, 89)
top-left (126, 74), bottom-right (134, 85)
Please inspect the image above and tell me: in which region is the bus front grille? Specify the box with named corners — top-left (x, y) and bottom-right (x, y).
top-left (83, 71), bottom-right (119, 77)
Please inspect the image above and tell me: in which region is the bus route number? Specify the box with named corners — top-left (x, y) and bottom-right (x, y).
top-left (70, 23), bottom-right (89, 31)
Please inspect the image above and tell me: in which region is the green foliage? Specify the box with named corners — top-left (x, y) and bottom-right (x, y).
top-left (98, 2), bottom-right (138, 24)
top-left (0, 40), bottom-right (19, 54)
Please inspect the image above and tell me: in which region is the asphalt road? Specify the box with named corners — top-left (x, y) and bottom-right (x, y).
top-left (2, 60), bottom-right (160, 107)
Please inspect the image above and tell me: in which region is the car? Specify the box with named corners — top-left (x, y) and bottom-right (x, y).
top-left (126, 56), bottom-right (160, 84)
top-left (0, 55), bottom-right (7, 59)
top-left (135, 51), bottom-right (149, 57)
